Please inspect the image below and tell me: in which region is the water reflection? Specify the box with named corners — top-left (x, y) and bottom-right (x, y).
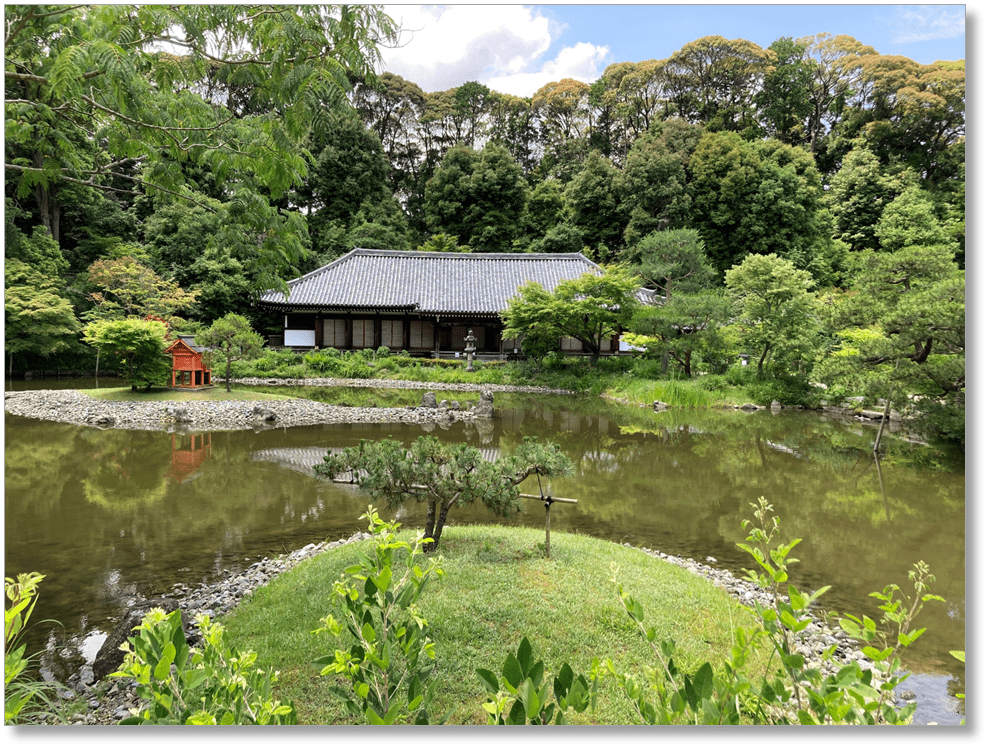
top-left (4, 392), bottom-right (965, 722)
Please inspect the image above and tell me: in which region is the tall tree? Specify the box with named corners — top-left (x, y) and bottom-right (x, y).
top-left (532, 78), bottom-right (592, 182)
top-left (4, 4), bottom-right (399, 292)
top-left (488, 91), bottom-right (541, 178)
top-left (423, 142), bottom-right (528, 251)
top-left (688, 131), bottom-right (827, 276)
top-left (724, 253), bottom-right (820, 377)
top-left (4, 260), bottom-right (81, 376)
top-left (661, 35), bottom-right (771, 132)
top-left (796, 33), bottom-right (877, 161)
top-left (84, 254), bottom-right (198, 324)
top-left (618, 119), bottom-right (704, 246)
top-left (756, 37), bottom-right (815, 144)
top-left (825, 143), bottom-right (918, 254)
top-left (563, 151), bottom-right (627, 262)
top-left (814, 191), bottom-right (964, 440)
top-left (502, 266), bottom-right (642, 364)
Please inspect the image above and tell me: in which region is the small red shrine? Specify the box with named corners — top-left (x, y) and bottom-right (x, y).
top-left (165, 335), bottom-right (212, 388)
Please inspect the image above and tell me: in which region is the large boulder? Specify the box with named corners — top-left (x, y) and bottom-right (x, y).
top-left (473, 390), bottom-right (494, 418)
top-left (91, 598), bottom-right (198, 682)
top-left (251, 405), bottom-right (277, 423)
top-left (420, 392), bottom-right (438, 408)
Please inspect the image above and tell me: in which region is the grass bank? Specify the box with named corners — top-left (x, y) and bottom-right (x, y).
top-left (219, 524), bottom-right (761, 725)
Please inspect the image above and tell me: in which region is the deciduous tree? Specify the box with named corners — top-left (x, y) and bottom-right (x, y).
top-left (82, 317), bottom-right (171, 391)
top-left (502, 266), bottom-right (643, 364)
top-left (724, 253), bottom-right (820, 377)
top-left (4, 4), bottom-right (400, 291)
top-left (4, 260), bottom-right (81, 376)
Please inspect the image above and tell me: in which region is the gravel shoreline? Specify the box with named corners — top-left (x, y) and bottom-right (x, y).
top-left (3, 387), bottom-right (508, 432)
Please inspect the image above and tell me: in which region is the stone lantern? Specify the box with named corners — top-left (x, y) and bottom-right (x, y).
top-left (464, 329), bottom-right (477, 372)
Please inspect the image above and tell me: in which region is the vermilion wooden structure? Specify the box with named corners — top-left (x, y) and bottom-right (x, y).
top-left (165, 335), bottom-right (212, 388)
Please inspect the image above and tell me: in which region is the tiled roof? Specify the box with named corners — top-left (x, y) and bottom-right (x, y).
top-left (167, 335), bottom-right (207, 353)
top-left (259, 249), bottom-right (653, 314)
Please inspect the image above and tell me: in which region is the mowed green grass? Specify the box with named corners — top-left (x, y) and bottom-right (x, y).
top-left (220, 524), bottom-right (761, 725)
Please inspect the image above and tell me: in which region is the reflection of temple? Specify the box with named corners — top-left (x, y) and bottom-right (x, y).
top-left (168, 433), bottom-right (212, 483)
top-left (251, 446), bottom-right (502, 478)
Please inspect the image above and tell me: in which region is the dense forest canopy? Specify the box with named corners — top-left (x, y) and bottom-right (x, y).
top-left (4, 5), bottom-right (965, 438)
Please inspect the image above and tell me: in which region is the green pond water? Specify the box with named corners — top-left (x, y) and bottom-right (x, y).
top-left (3, 380), bottom-right (966, 724)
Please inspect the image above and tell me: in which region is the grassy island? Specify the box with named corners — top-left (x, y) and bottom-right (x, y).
top-left (218, 525), bottom-right (755, 725)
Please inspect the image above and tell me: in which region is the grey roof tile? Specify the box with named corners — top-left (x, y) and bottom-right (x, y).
top-left (259, 249), bottom-right (653, 314)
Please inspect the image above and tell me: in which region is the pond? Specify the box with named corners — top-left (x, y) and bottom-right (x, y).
top-left (3, 381), bottom-right (966, 724)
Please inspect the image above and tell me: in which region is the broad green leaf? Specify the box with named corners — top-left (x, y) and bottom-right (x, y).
top-left (361, 621), bottom-right (377, 645)
top-left (516, 638), bottom-right (533, 676)
top-left (502, 653), bottom-right (523, 691)
top-left (154, 642), bottom-right (176, 681)
top-left (507, 698), bottom-right (526, 725)
top-left (477, 667), bottom-right (499, 694)
top-left (693, 662), bottom-right (715, 701)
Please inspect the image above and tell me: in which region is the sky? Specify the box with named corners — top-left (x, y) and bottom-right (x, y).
top-left (378, 3), bottom-right (969, 97)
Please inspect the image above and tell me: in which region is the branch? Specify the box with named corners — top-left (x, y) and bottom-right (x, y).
top-left (4, 163), bottom-right (219, 211)
top-left (4, 70), bottom-right (48, 85)
top-left (80, 94), bottom-right (236, 137)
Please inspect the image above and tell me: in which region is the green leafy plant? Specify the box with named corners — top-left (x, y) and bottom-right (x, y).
top-left (593, 498), bottom-right (943, 725)
top-left (313, 507), bottom-right (448, 725)
top-left (835, 560), bottom-right (946, 724)
top-left (593, 568), bottom-right (761, 725)
top-left (5, 572), bottom-right (60, 724)
top-left (112, 608), bottom-right (296, 724)
top-left (477, 637), bottom-right (592, 724)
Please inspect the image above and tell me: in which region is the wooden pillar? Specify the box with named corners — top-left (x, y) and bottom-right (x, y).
top-left (374, 317), bottom-right (381, 349)
top-left (315, 312), bottom-right (323, 348)
top-left (345, 317), bottom-right (353, 350)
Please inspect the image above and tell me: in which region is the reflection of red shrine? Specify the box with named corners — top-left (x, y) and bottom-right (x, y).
top-left (165, 335), bottom-right (212, 388)
top-left (168, 433), bottom-right (212, 483)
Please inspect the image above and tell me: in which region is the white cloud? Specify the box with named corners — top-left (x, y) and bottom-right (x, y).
top-left (379, 5), bottom-right (609, 97)
top-left (890, 5), bottom-right (965, 43)
top-left (486, 42), bottom-right (610, 97)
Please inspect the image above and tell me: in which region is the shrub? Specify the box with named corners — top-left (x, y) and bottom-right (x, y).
top-left (745, 373), bottom-right (814, 407)
top-left (5, 572), bottom-right (60, 724)
top-left (314, 507), bottom-right (446, 725)
top-left (112, 608), bottom-right (296, 725)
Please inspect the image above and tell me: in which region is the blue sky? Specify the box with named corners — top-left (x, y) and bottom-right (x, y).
top-left (379, 4), bottom-right (968, 96)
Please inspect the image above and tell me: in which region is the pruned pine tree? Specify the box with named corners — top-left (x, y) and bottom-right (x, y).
top-left (314, 436), bottom-right (574, 552)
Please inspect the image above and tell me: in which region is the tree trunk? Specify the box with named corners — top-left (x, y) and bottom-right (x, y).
top-left (422, 500), bottom-right (438, 553)
top-left (757, 344), bottom-right (771, 377)
top-left (225, 357), bottom-right (232, 392)
top-left (683, 349), bottom-right (692, 378)
top-left (33, 150), bottom-right (60, 245)
top-left (428, 500), bottom-right (455, 552)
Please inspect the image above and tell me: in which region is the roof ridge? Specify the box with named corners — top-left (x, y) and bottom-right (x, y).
top-left (351, 248), bottom-right (594, 261)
